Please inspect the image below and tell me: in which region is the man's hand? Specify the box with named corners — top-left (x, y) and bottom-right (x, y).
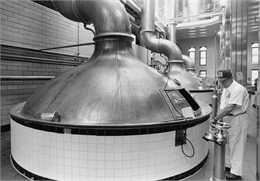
top-left (210, 119), bottom-right (223, 125)
top-left (210, 118), bottom-right (217, 123)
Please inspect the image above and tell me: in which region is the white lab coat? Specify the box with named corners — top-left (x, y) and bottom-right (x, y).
top-left (220, 80), bottom-right (249, 176)
top-left (223, 113), bottom-right (249, 176)
top-left (254, 91), bottom-right (259, 106)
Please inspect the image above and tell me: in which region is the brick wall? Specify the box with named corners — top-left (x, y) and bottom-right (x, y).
top-left (1, 0), bottom-right (95, 128)
top-left (1, 45), bottom-right (81, 127)
top-left (1, 0), bottom-right (94, 57)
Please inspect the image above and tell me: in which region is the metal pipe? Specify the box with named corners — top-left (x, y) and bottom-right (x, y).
top-left (122, 0), bottom-right (141, 14)
top-left (212, 32), bottom-right (219, 120)
top-left (165, 0), bottom-right (177, 43)
top-left (212, 137), bottom-right (226, 181)
top-left (83, 24), bottom-right (95, 36)
top-left (211, 90), bottom-right (218, 120)
top-left (40, 42), bottom-right (95, 51)
top-left (120, 0), bottom-right (166, 38)
top-left (140, 0), bottom-right (183, 62)
top-left (140, 0), bottom-right (205, 90)
top-left (182, 55), bottom-right (195, 73)
top-left (203, 122), bottom-right (231, 181)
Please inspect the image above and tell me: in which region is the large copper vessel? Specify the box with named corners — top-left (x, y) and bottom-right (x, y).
top-left (17, 0), bottom-right (185, 125)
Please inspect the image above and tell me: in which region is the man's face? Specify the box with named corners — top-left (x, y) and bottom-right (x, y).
top-left (218, 78), bottom-right (232, 88)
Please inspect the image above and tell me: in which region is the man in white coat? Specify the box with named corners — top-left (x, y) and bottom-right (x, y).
top-left (211, 69), bottom-right (249, 180)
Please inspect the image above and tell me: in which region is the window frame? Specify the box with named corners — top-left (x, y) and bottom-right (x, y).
top-left (251, 69), bottom-right (258, 86)
top-left (188, 47), bottom-right (196, 63)
top-left (252, 43), bottom-right (259, 64)
top-left (199, 46), bottom-right (207, 66)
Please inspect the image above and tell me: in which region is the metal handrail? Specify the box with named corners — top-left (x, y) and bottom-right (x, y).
top-left (39, 42), bottom-right (95, 51)
top-left (0, 75), bottom-right (55, 80)
top-left (1, 54), bottom-right (82, 66)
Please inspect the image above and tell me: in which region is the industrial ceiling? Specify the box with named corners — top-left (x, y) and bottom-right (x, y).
top-left (32, 0), bottom-right (258, 40)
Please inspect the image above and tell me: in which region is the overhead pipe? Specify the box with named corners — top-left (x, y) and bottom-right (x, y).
top-left (140, 0), bottom-right (205, 91)
top-left (164, 0), bottom-right (193, 74)
top-left (182, 54), bottom-right (212, 91)
top-left (122, 0), bottom-right (166, 35)
top-left (182, 55), bottom-right (195, 73)
top-left (164, 0), bottom-right (195, 76)
top-left (120, 0), bottom-right (141, 15)
top-left (165, 0), bottom-right (177, 43)
top-left (122, 0), bottom-right (166, 43)
top-left (140, 0), bottom-right (183, 64)
top-left (165, 0), bottom-right (195, 75)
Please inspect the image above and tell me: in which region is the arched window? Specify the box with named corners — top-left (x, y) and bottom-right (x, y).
top-left (188, 47), bottom-right (195, 62)
top-left (199, 46), bottom-right (207, 66)
top-left (252, 43), bottom-right (259, 64)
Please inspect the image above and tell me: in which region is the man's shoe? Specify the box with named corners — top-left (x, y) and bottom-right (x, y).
top-left (225, 167), bottom-right (231, 172)
top-left (226, 173), bottom-right (242, 180)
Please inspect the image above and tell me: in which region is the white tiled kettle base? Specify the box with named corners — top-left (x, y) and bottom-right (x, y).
top-left (11, 119), bottom-right (209, 181)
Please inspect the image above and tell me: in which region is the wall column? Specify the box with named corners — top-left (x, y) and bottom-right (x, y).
top-left (230, 0), bottom-right (248, 85)
top-left (256, 1), bottom-right (260, 179)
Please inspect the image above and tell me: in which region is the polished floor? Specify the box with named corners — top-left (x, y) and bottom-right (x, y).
top-left (1, 97), bottom-right (258, 181)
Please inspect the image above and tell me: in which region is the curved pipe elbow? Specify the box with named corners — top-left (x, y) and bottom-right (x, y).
top-left (159, 39), bottom-right (183, 61)
top-left (52, 0), bottom-right (132, 36)
top-left (51, 0), bottom-right (80, 22)
top-left (182, 55), bottom-right (195, 72)
top-left (140, 30), bottom-right (182, 61)
top-left (140, 30), bottom-right (160, 52)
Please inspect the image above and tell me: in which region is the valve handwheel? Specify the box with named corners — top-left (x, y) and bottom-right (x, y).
top-left (210, 121), bottom-right (231, 130)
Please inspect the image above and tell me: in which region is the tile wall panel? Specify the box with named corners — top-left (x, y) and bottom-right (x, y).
top-left (11, 119), bottom-right (209, 180)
